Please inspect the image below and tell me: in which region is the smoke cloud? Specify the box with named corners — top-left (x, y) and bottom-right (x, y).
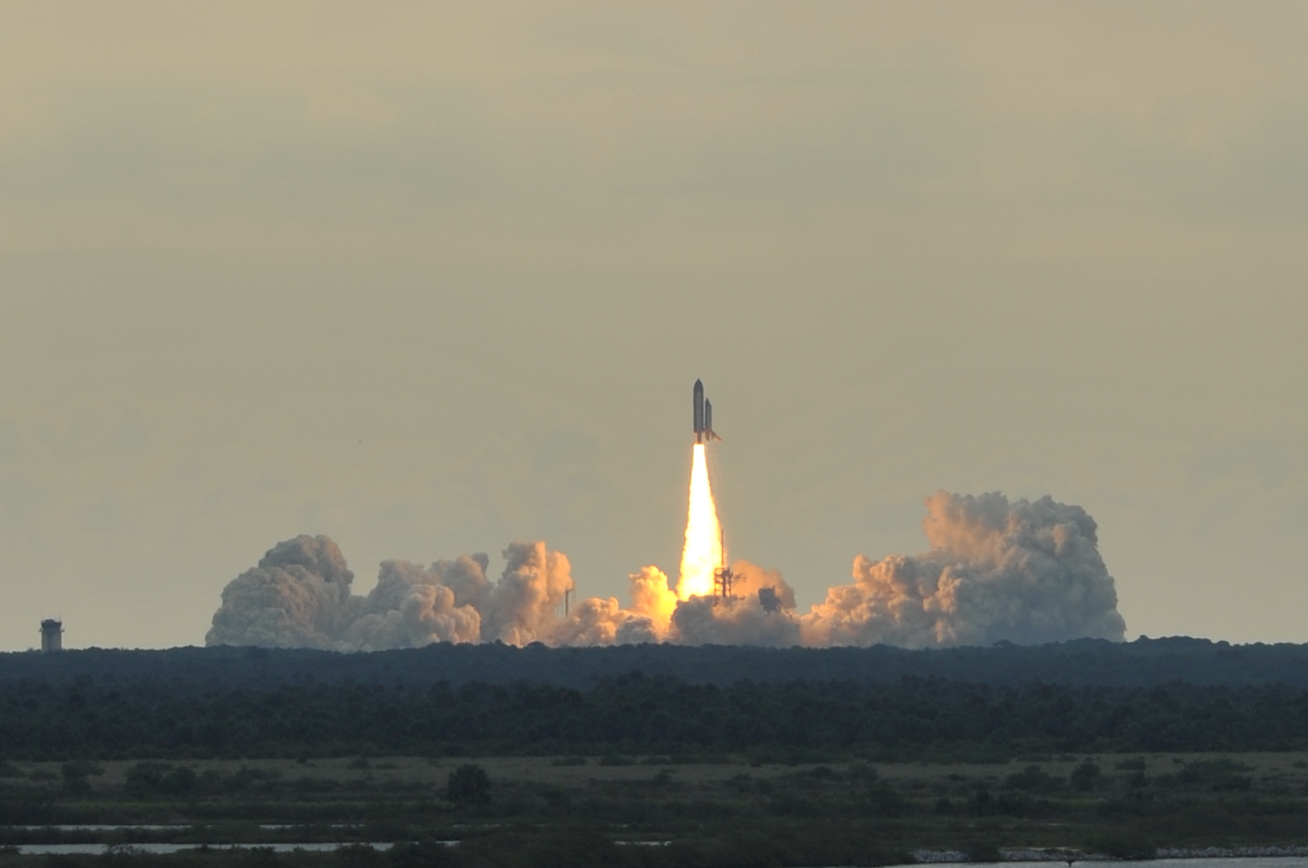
top-left (207, 491), bottom-right (1126, 650)
top-left (670, 561), bottom-right (800, 647)
top-left (800, 492), bottom-right (1127, 648)
top-left (207, 539), bottom-right (575, 651)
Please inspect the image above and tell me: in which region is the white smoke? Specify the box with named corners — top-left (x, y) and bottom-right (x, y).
top-left (206, 536), bottom-right (356, 650)
top-left (341, 557), bottom-right (484, 649)
top-left (800, 491), bottom-right (1127, 647)
top-left (206, 538), bottom-right (574, 651)
top-left (206, 491), bottom-right (1126, 650)
top-left (669, 560), bottom-right (801, 646)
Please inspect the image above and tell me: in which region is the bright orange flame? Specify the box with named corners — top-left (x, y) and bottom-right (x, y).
top-left (677, 443), bottom-right (723, 599)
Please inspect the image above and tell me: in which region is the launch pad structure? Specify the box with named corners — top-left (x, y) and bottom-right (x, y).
top-left (713, 564), bottom-right (736, 599)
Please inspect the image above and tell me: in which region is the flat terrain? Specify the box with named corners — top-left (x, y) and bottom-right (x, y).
top-left (5, 751), bottom-right (1308, 793)
top-left (4, 751), bottom-right (1308, 864)
top-left (6, 641), bottom-right (1308, 866)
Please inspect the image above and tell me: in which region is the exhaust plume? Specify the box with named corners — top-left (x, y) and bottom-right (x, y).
top-left (206, 535), bottom-right (356, 650)
top-left (671, 560), bottom-right (800, 646)
top-left (206, 538), bottom-right (574, 651)
top-left (207, 491), bottom-right (1126, 651)
top-left (800, 492), bottom-right (1127, 647)
top-left (677, 442), bottom-right (722, 598)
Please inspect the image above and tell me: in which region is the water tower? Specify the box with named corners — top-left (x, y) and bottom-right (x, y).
top-left (40, 619), bottom-right (63, 653)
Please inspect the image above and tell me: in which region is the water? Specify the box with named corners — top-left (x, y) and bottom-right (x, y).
top-left (900, 861), bottom-right (1308, 868)
top-left (11, 843), bottom-right (397, 855)
top-left (10, 845), bottom-right (1308, 862)
top-left (10, 824), bottom-right (360, 831)
top-left (9, 826), bottom-right (183, 832)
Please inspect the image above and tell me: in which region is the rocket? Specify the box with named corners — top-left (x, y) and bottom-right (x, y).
top-left (693, 379), bottom-right (721, 443)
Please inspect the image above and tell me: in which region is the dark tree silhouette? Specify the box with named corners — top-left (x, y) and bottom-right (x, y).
top-left (446, 763), bottom-right (491, 805)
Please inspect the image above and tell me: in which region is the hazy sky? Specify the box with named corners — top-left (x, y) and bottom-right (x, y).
top-left (2, 2), bottom-right (1307, 649)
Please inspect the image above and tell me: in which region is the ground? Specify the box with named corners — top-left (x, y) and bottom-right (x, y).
top-left (4, 752), bottom-right (1308, 864)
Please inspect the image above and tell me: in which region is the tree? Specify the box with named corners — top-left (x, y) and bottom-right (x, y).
top-left (446, 763), bottom-right (491, 805)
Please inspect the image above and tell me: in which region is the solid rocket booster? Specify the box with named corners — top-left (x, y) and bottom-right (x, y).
top-left (693, 378), bottom-right (721, 443)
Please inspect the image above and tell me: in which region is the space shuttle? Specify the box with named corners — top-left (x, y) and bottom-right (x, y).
top-left (692, 379), bottom-right (721, 443)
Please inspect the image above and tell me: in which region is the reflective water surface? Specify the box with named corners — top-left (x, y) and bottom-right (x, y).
top-left (899, 861), bottom-right (1308, 868)
top-left (12, 843), bottom-right (396, 855)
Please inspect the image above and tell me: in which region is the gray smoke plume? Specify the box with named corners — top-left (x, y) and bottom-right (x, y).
top-left (669, 561), bottom-right (801, 646)
top-left (207, 491), bottom-right (1126, 650)
top-left (206, 536), bottom-right (356, 649)
top-left (206, 537), bottom-right (574, 650)
top-left (799, 491), bottom-right (1127, 647)
top-left (340, 557), bottom-right (485, 649)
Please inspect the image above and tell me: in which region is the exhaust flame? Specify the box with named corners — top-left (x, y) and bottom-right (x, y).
top-left (677, 443), bottom-right (722, 599)
top-left (202, 381), bottom-right (1126, 650)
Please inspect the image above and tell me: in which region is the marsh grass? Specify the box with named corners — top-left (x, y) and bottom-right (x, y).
top-left (6, 752), bottom-right (1308, 863)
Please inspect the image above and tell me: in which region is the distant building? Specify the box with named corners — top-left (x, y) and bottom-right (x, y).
top-left (40, 619), bottom-right (63, 653)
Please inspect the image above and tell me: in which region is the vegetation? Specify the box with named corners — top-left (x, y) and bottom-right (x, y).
top-left (6, 636), bottom-right (1308, 692)
top-left (3, 674), bottom-right (1308, 760)
top-left (4, 752), bottom-right (1308, 864)
top-left (5, 641), bottom-right (1308, 863)
top-left (443, 765), bottom-right (489, 806)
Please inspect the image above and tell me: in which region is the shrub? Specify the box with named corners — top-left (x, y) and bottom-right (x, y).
top-left (964, 840), bottom-right (1002, 863)
top-left (866, 781), bottom-right (907, 817)
top-left (550, 756), bottom-right (586, 767)
top-left (1211, 774), bottom-right (1252, 792)
top-left (336, 843), bottom-right (387, 868)
top-left (124, 762), bottom-right (199, 796)
top-left (847, 762), bottom-right (879, 782)
top-left (388, 840), bottom-right (459, 868)
top-left (1091, 832), bottom-right (1156, 859)
top-left (60, 761), bottom-right (99, 796)
top-left (1004, 764), bottom-right (1058, 792)
top-left (1070, 761), bottom-right (1101, 791)
top-left (159, 766), bottom-right (198, 795)
top-left (520, 827), bottom-right (619, 868)
top-left (446, 763), bottom-right (491, 805)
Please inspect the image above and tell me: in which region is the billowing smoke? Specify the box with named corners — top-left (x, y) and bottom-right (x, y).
top-left (207, 491), bottom-right (1126, 650)
top-left (670, 561), bottom-right (800, 647)
top-left (207, 538), bottom-right (575, 651)
top-left (800, 492), bottom-right (1127, 648)
top-left (207, 536), bottom-right (358, 650)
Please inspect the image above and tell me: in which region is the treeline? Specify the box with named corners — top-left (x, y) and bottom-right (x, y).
top-left (7, 637), bottom-right (1308, 691)
top-left (4, 674), bottom-right (1308, 760)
